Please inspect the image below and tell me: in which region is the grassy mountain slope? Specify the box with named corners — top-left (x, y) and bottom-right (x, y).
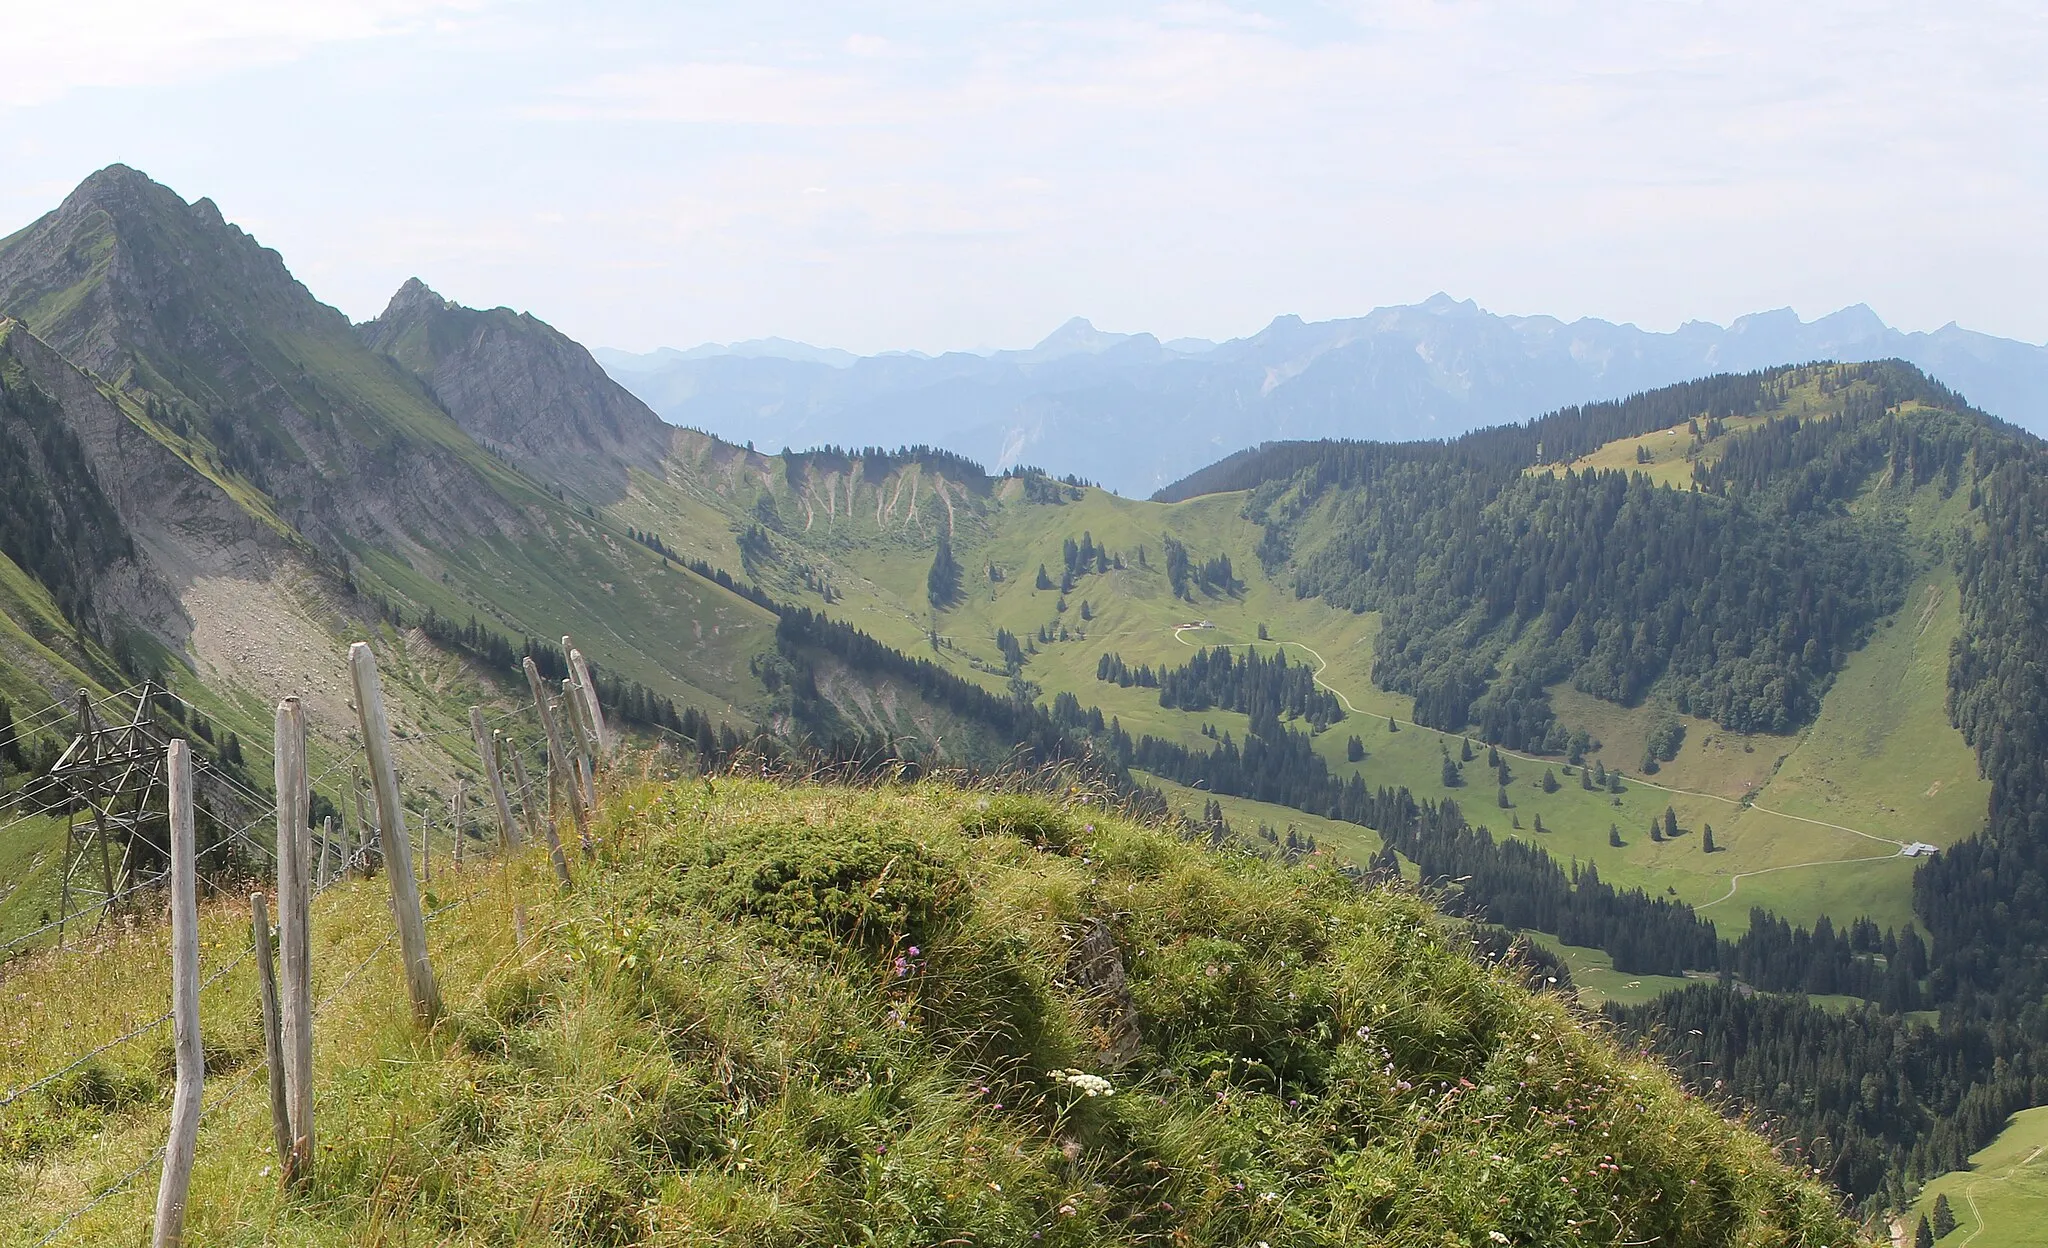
top-left (0, 167), bottom-right (780, 723)
top-left (1908, 1105), bottom-right (2048, 1248)
top-left (1, 776), bottom-right (1868, 1247)
top-left (606, 370), bottom-right (1990, 944)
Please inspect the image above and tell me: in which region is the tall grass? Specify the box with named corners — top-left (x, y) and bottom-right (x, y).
top-left (2, 771), bottom-right (1871, 1246)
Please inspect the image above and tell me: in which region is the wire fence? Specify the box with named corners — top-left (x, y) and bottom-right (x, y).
top-left (20, 892), bottom-right (471, 1248)
top-left (3, 644), bottom-right (600, 1245)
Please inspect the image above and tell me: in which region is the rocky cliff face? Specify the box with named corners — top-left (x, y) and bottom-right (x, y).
top-left (362, 278), bottom-right (675, 503)
top-left (0, 165), bottom-right (534, 560)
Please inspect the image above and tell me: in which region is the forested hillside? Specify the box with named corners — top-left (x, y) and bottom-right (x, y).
top-left (4, 163), bottom-right (2047, 1235)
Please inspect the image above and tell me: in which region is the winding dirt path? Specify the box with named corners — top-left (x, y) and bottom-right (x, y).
top-left (1956, 1145), bottom-right (2044, 1248)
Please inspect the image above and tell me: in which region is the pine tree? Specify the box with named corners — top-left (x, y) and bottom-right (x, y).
top-left (1916, 1214), bottom-right (1934, 1248)
top-left (1542, 768), bottom-right (1559, 793)
top-left (1460, 737), bottom-right (1474, 762)
top-left (1663, 806), bottom-right (1680, 839)
top-left (1580, 766), bottom-right (1594, 791)
top-left (1387, 715), bottom-right (1398, 733)
top-left (1078, 600), bottom-right (1093, 621)
top-left (1650, 820), bottom-right (1664, 843)
top-left (1035, 564), bottom-right (1054, 590)
top-left (1497, 784), bottom-right (1510, 808)
top-left (1702, 824), bottom-right (1716, 853)
top-left (1346, 735), bottom-right (1365, 763)
top-left (1608, 824), bottom-right (1623, 848)
top-left (927, 536), bottom-right (963, 608)
top-left (1932, 1194), bottom-right (1955, 1238)
top-left (1441, 755), bottom-right (1462, 787)
top-left (1533, 813), bottom-right (1545, 833)
top-left (1487, 743), bottom-right (1501, 768)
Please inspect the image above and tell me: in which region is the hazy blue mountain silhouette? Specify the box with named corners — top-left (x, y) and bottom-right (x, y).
top-left (599, 297), bottom-right (2048, 496)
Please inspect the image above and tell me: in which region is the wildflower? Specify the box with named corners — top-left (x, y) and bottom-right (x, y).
top-left (1053, 1069), bottom-right (1115, 1097)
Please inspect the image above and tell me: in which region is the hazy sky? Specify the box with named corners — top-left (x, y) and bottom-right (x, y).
top-left (2, 1), bottom-right (2042, 354)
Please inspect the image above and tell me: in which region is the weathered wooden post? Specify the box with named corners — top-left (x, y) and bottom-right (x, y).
top-left (524, 658), bottom-right (590, 856)
top-left (451, 780), bottom-right (466, 869)
top-left (351, 767), bottom-right (372, 877)
top-left (562, 678), bottom-right (597, 818)
top-left (273, 699), bottom-right (315, 1180)
top-left (509, 737), bottom-right (571, 887)
top-left (473, 709), bottom-right (518, 849)
top-left (349, 642), bottom-right (441, 1023)
top-left (500, 730), bottom-right (536, 848)
top-left (251, 893), bottom-right (291, 1171)
top-left (153, 741), bottom-right (203, 1248)
top-left (318, 815), bottom-right (336, 889)
top-left (564, 637), bottom-right (609, 757)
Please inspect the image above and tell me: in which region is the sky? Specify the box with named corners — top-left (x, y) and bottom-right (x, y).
top-left (1, 1), bottom-right (2043, 355)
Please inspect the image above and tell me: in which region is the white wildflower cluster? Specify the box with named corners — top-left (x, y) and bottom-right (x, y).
top-left (1052, 1069), bottom-right (1116, 1098)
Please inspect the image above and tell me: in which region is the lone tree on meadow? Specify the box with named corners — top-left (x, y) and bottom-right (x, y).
top-left (928, 536), bottom-right (963, 608)
top-left (1932, 1194), bottom-right (1956, 1238)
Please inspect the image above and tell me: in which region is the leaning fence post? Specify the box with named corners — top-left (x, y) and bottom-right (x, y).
top-left (507, 744), bottom-right (555, 876)
top-left (475, 710), bottom-right (518, 849)
top-left (252, 893), bottom-right (291, 1172)
top-left (349, 642), bottom-right (441, 1023)
top-left (564, 678), bottom-right (597, 815)
top-left (152, 741), bottom-right (203, 1248)
top-left (273, 699), bottom-right (316, 1180)
top-left (524, 658), bottom-right (590, 857)
top-left (564, 638), bottom-right (609, 758)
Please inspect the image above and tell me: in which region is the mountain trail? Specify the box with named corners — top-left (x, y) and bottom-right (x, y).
top-left (1956, 1144), bottom-right (2044, 1248)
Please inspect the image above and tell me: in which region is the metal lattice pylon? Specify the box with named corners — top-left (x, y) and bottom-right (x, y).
top-left (47, 684), bottom-right (179, 943)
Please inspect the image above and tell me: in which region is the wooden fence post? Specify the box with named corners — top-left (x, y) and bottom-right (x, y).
top-left (349, 642), bottom-right (441, 1023)
top-left (251, 893), bottom-right (290, 1171)
top-left (507, 744), bottom-right (561, 885)
top-left (564, 638), bottom-right (609, 757)
top-left (524, 658), bottom-right (590, 856)
top-left (152, 740), bottom-right (203, 1248)
top-left (473, 709), bottom-right (518, 849)
top-left (501, 730), bottom-right (536, 848)
top-left (273, 699), bottom-right (316, 1180)
top-left (451, 780), bottom-right (466, 869)
top-left (319, 816), bottom-right (336, 889)
top-left (351, 767), bottom-right (371, 877)
top-left (563, 678), bottom-right (597, 814)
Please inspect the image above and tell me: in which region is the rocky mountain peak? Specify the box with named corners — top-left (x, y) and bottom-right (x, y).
top-left (362, 281), bottom-right (675, 500)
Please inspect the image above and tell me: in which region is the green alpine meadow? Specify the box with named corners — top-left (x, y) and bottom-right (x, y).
top-left (0, 159), bottom-right (2042, 1246)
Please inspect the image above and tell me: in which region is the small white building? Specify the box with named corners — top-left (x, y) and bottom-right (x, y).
top-left (1901, 842), bottom-right (1939, 858)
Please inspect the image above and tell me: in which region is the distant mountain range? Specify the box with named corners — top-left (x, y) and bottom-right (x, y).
top-left (598, 299), bottom-right (2048, 497)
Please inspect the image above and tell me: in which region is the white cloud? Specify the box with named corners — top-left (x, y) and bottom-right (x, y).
top-left (0, 0), bottom-right (487, 107)
top-left (1, 1), bottom-right (2042, 351)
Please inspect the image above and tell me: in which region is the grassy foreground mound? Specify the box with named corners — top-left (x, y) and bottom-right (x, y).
top-left (4, 777), bottom-right (1866, 1246)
